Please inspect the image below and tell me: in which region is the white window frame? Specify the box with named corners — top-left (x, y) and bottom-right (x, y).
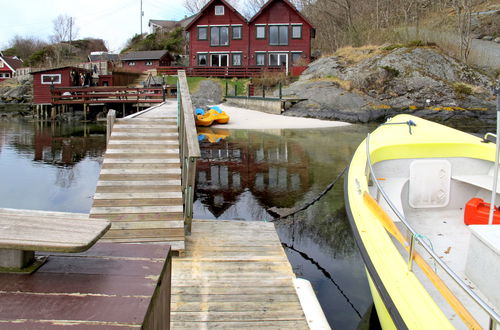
top-left (128, 61), bottom-right (136, 66)
top-left (197, 53), bottom-right (208, 66)
top-left (41, 74), bottom-right (61, 85)
top-left (215, 5), bottom-right (224, 15)
top-left (145, 61), bottom-right (153, 66)
top-left (232, 53), bottom-right (242, 66)
top-left (256, 25), bottom-right (266, 39)
top-left (292, 25), bottom-right (302, 39)
top-left (256, 52), bottom-right (266, 66)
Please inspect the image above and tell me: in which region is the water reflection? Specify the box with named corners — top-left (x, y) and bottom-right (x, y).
top-left (0, 120), bottom-right (106, 212)
top-left (193, 125), bottom-right (375, 328)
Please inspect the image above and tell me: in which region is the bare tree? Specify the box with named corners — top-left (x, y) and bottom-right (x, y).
top-left (452, 0), bottom-right (473, 62)
top-left (51, 14), bottom-right (79, 43)
top-left (7, 35), bottom-right (47, 60)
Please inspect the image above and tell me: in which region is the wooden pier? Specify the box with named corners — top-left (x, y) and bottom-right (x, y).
top-left (90, 101), bottom-right (186, 250)
top-left (0, 70), bottom-right (321, 329)
top-left (171, 220), bottom-right (309, 329)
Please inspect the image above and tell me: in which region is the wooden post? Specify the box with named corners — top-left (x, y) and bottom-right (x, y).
top-left (262, 87), bottom-right (265, 98)
top-left (106, 109), bottom-right (116, 146)
top-left (225, 80), bottom-right (228, 97)
top-left (279, 82), bottom-right (282, 99)
top-left (51, 106), bottom-right (56, 120)
top-left (122, 103), bottom-right (126, 118)
top-left (234, 84), bottom-right (237, 97)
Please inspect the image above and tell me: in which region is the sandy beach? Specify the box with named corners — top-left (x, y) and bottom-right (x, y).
top-left (209, 104), bottom-right (349, 129)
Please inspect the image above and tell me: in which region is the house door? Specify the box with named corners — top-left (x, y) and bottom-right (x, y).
top-left (269, 53), bottom-right (288, 70)
top-left (211, 54), bottom-right (229, 66)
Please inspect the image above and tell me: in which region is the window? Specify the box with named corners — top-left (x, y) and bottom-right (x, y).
top-left (215, 5), bottom-right (224, 15)
top-left (128, 61), bottom-right (136, 66)
top-left (145, 61), bottom-right (153, 66)
top-left (256, 53), bottom-right (265, 66)
top-left (211, 54), bottom-right (228, 66)
top-left (269, 53), bottom-right (287, 66)
top-left (211, 26), bottom-right (229, 46)
top-left (269, 25), bottom-right (288, 45)
top-left (292, 52), bottom-right (303, 64)
top-left (256, 26), bottom-right (265, 39)
top-left (232, 26), bottom-right (242, 40)
top-left (292, 25), bottom-right (302, 39)
top-left (232, 53), bottom-right (242, 66)
top-left (198, 54), bottom-right (207, 66)
top-left (198, 26), bottom-right (208, 40)
top-left (41, 74), bottom-right (61, 84)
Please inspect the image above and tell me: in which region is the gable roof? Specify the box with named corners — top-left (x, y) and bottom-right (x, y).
top-left (249, 0), bottom-right (314, 27)
top-left (30, 66), bottom-right (90, 74)
top-left (149, 15), bottom-right (195, 30)
top-left (184, 0), bottom-right (247, 30)
top-left (88, 52), bottom-right (120, 62)
top-left (120, 50), bottom-right (170, 61)
top-left (0, 56), bottom-right (23, 72)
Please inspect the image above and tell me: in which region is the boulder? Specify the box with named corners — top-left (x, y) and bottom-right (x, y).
top-left (190, 79), bottom-right (223, 108)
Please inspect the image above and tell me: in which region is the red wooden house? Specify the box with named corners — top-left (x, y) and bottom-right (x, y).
top-left (248, 0), bottom-right (315, 69)
top-left (120, 50), bottom-right (173, 72)
top-left (0, 55), bottom-right (23, 81)
top-left (31, 67), bottom-right (91, 104)
top-left (185, 0), bottom-right (249, 67)
top-left (184, 0), bottom-right (314, 70)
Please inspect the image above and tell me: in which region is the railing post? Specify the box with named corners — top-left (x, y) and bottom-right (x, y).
top-left (279, 82), bottom-right (282, 99)
top-left (106, 109), bottom-right (116, 146)
top-left (408, 234), bottom-right (415, 271)
top-left (234, 84), bottom-right (237, 97)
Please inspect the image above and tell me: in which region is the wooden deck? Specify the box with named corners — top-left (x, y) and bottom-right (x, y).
top-left (170, 220), bottom-right (309, 329)
top-left (90, 102), bottom-right (186, 251)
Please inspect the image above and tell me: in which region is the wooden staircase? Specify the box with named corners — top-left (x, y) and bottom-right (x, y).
top-left (90, 116), bottom-right (186, 251)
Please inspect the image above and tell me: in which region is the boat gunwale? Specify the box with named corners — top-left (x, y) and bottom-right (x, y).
top-left (344, 169), bottom-right (408, 330)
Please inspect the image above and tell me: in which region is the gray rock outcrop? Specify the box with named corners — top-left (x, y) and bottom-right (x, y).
top-left (282, 46), bottom-right (495, 123)
top-left (191, 79), bottom-right (223, 108)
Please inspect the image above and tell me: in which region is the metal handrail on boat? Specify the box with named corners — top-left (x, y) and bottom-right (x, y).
top-left (364, 133), bottom-right (500, 329)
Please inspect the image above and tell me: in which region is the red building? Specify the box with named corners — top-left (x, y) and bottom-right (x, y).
top-left (185, 0), bottom-right (314, 69)
top-left (0, 55), bottom-right (23, 81)
top-left (185, 0), bottom-right (249, 67)
top-left (120, 50), bottom-right (173, 72)
top-left (31, 67), bottom-right (91, 104)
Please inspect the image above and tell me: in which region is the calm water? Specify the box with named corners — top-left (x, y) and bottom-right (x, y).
top-left (2, 117), bottom-right (492, 329)
top-left (193, 126), bottom-right (375, 328)
top-left (0, 119), bottom-right (106, 212)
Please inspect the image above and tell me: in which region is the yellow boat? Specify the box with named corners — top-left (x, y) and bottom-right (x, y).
top-left (345, 114), bottom-right (500, 329)
top-left (195, 107), bottom-right (230, 127)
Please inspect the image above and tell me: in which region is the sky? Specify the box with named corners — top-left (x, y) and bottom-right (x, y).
top-left (0, 0), bottom-right (189, 54)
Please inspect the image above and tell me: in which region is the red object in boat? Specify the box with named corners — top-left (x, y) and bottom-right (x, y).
top-left (464, 198), bottom-right (500, 225)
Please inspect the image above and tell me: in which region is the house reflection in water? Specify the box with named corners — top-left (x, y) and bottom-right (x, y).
top-left (32, 123), bottom-right (105, 166)
top-left (195, 130), bottom-right (310, 218)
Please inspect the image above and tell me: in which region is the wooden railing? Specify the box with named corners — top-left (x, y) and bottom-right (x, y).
top-left (177, 70), bottom-right (201, 234)
top-left (51, 86), bottom-right (177, 105)
top-left (157, 66), bottom-right (285, 78)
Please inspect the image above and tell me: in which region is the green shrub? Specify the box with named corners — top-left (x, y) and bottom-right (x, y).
top-left (452, 82), bottom-right (473, 96)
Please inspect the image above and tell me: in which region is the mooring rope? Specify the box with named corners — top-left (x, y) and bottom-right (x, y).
top-left (380, 119), bottom-right (417, 134)
top-left (269, 166), bottom-right (347, 220)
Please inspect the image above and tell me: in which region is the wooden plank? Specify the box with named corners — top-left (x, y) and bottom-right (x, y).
top-left (92, 199), bottom-right (183, 207)
top-left (101, 163), bottom-right (180, 169)
top-left (99, 168), bottom-right (181, 175)
top-left (97, 174), bottom-right (180, 181)
top-left (104, 228), bottom-right (184, 239)
top-left (170, 320), bottom-right (308, 329)
top-left (95, 186), bottom-right (182, 193)
top-left (110, 221), bottom-right (184, 230)
top-left (91, 205), bottom-right (183, 214)
top-left (93, 192), bottom-right (182, 199)
top-left (0, 211), bottom-right (110, 253)
top-left (90, 213), bottom-right (183, 222)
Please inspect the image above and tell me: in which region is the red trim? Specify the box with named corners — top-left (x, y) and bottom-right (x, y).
top-left (185, 0), bottom-right (247, 30)
top-left (249, 0), bottom-right (314, 28)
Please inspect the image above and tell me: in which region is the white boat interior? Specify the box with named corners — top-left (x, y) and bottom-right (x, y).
top-left (369, 157), bottom-right (500, 329)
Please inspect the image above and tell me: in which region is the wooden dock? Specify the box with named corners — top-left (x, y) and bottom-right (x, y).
top-left (90, 101), bottom-right (186, 250)
top-left (170, 220), bottom-right (309, 329)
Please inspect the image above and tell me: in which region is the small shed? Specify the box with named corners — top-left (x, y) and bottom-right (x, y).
top-left (120, 50), bottom-right (173, 72)
top-left (31, 66), bottom-right (91, 104)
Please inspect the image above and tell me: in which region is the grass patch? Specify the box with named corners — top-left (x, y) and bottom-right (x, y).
top-left (314, 76), bottom-right (353, 91)
top-left (160, 75), bottom-right (250, 95)
top-left (382, 40), bottom-right (437, 51)
top-left (335, 45), bottom-right (383, 64)
top-left (452, 82), bottom-right (473, 96)
top-left (381, 66), bottom-right (400, 77)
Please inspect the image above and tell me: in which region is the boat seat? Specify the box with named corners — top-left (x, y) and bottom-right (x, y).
top-left (376, 178), bottom-right (408, 222)
top-left (465, 225), bottom-right (500, 310)
top-left (452, 174), bottom-right (500, 192)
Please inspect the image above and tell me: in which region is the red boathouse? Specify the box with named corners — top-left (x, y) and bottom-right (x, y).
top-left (31, 67), bottom-right (91, 105)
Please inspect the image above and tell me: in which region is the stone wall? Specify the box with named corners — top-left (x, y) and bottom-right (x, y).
top-left (225, 97), bottom-right (282, 114)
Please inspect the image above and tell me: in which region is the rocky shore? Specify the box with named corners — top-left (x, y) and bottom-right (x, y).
top-left (281, 45), bottom-right (497, 124)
